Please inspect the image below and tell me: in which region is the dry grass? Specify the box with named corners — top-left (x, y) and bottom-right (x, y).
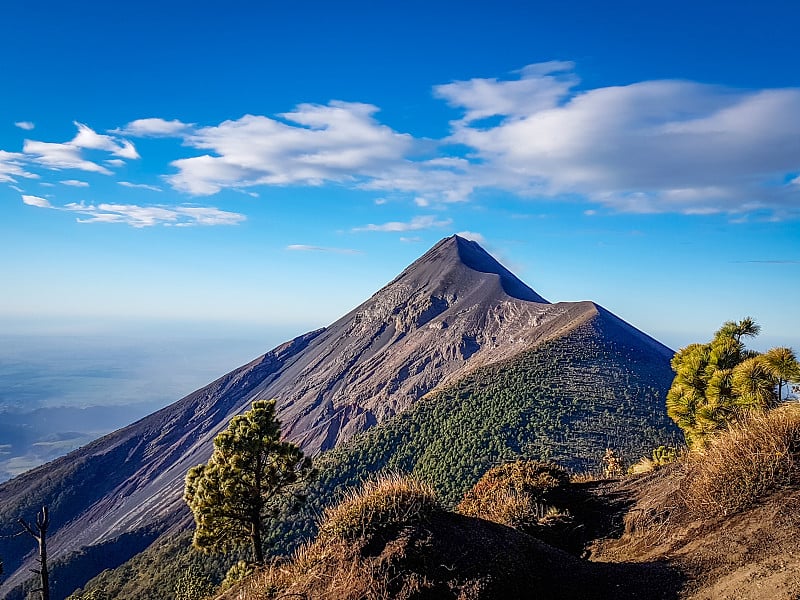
top-left (457, 460), bottom-right (570, 529)
top-left (219, 474), bottom-right (441, 600)
top-left (684, 403), bottom-right (800, 516)
top-left (620, 405), bottom-right (800, 545)
top-left (317, 473), bottom-right (440, 542)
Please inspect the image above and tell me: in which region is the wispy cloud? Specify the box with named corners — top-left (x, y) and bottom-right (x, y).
top-left (0, 150), bottom-right (38, 183)
top-left (21, 122), bottom-right (139, 175)
top-left (14, 121), bottom-right (35, 131)
top-left (434, 61), bottom-right (577, 124)
top-left (22, 194), bottom-right (52, 208)
top-left (71, 122), bottom-right (139, 159)
top-left (732, 259), bottom-right (800, 264)
top-left (118, 181), bottom-right (162, 192)
top-left (60, 179), bottom-right (89, 187)
top-left (118, 118), bottom-right (192, 137)
top-left (23, 140), bottom-right (113, 174)
top-left (286, 244), bottom-right (362, 255)
top-left (455, 230), bottom-right (486, 243)
top-left (352, 215), bottom-right (452, 232)
top-left (20, 195), bottom-right (244, 228)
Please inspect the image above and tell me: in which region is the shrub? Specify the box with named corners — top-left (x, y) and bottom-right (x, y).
top-left (66, 591), bottom-right (106, 600)
top-left (457, 460), bottom-right (570, 529)
top-left (684, 404), bottom-right (800, 516)
top-left (219, 560), bottom-right (256, 592)
top-left (628, 445), bottom-right (680, 475)
top-left (317, 473), bottom-right (440, 542)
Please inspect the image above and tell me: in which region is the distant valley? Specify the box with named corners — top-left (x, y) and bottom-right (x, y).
top-left (0, 330), bottom-right (293, 481)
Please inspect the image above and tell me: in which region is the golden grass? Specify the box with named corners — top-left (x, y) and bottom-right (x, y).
top-left (218, 474), bottom-right (441, 599)
top-left (683, 403), bottom-right (800, 516)
top-left (317, 472), bottom-right (440, 542)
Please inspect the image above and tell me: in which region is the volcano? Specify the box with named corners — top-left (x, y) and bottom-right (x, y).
top-left (0, 235), bottom-right (675, 599)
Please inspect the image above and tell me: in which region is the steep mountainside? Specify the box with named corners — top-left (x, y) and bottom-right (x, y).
top-left (0, 235), bottom-right (675, 599)
top-left (73, 314), bottom-right (681, 600)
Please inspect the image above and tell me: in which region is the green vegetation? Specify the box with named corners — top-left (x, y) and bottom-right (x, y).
top-left (219, 561), bottom-right (255, 593)
top-left (666, 318), bottom-right (800, 446)
top-left (63, 530), bottom-right (245, 600)
top-left (173, 564), bottom-right (214, 600)
top-left (184, 399), bottom-right (314, 565)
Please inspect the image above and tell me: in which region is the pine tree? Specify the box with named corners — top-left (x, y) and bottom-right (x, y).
top-left (666, 318), bottom-right (800, 446)
top-left (184, 399), bottom-right (314, 565)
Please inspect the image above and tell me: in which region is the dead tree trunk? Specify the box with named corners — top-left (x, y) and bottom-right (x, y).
top-left (19, 506), bottom-right (50, 600)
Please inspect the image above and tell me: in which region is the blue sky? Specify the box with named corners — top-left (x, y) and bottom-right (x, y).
top-left (2, 0), bottom-right (799, 352)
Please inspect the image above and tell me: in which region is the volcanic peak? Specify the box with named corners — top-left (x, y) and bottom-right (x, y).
top-left (387, 235), bottom-right (549, 304)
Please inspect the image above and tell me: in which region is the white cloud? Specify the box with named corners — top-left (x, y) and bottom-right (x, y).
top-left (437, 66), bottom-right (800, 216)
top-left (22, 194), bottom-right (52, 208)
top-left (71, 122), bottom-right (139, 159)
top-left (60, 179), bottom-right (89, 187)
top-left (167, 102), bottom-right (414, 195)
top-left (0, 150), bottom-right (38, 183)
top-left (399, 236), bottom-right (422, 243)
top-left (22, 64), bottom-right (794, 220)
top-left (20, 194), bottom-right (244, 227)
top-left (352, 215), bottom-right (452, 232)
top-left (14, 121), bottom-right (35, 131)
top-left (118, 181), bottom-right (162, 192)
top-left (434, 61), bottom-right (576, 124)
top-left (286, 244), bottom-right (362, 254)
top-left (23, 140), bottom-right (113, 174)
top-left (22, 122), bottom-right (138, 175)
top-left (455, 231), bottom-right (485, 243)
top-left (118, 118), bottom-right (192, 137)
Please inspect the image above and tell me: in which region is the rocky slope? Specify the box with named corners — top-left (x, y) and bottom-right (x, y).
top-left (0, 235), bottom-right (674, 599)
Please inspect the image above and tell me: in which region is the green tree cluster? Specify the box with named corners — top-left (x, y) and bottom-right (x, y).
top-left (666, 318), bottom-right (800, 447)
top-left (184, 399), bottom-right (314, 565)
top-left (173, 564), bottom-right (214, 600)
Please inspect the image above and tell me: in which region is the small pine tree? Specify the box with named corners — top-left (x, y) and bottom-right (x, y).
top-left (184, 399), bottom-right (315, 565)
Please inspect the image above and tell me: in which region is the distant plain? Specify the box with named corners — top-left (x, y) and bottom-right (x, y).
top-left (0, 324), bottom-right (299, 481)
